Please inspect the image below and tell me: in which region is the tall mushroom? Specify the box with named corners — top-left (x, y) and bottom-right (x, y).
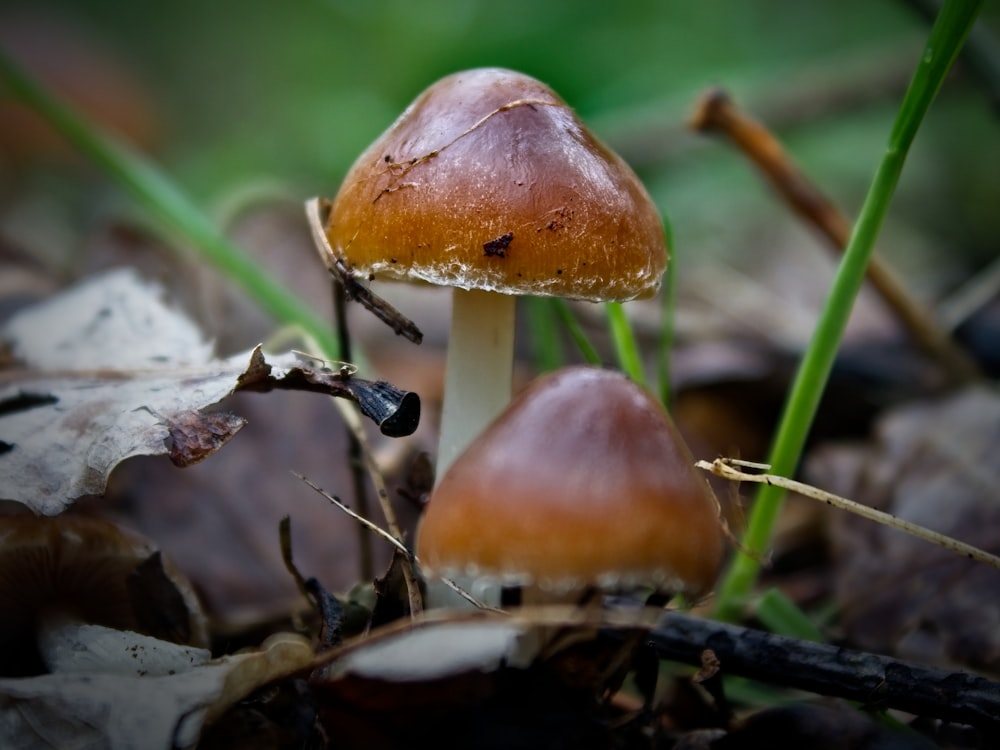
top-left (416, 366), bottom-right (725, 605)
top-left (313, 68), bottom-right (667, 476)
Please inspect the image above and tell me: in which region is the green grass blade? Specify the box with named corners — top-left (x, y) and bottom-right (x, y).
top-left (712, 0), bottom-right (984, 622)
top-left (752, 588), bottom-right (825, 643)
top-left (605, 301), bottom-right (646, 386)
top-left (0, 48), bottom-right (341, 361)
top-left (525, 296), bottom-right (564, 373)
top-left (550, 298), bottom-right (602, 366)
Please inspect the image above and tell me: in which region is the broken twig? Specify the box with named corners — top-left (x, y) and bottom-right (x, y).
top-left (304, 197), bottom-right (424, 344)
top-left (688, 87), bottom-right (980, 384)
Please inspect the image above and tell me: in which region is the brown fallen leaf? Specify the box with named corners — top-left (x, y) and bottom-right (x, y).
top-left (0, 631), bottom-right (313, 750)
top-left (166, 411), bottom-right (248, 467)
top-left (806, 386), bottom-right (1000, 675)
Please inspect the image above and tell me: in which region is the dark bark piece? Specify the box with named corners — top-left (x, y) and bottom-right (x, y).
top-left (641, 611), bottom-right (1000, 730)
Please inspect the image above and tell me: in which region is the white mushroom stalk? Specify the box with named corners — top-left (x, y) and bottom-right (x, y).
top-left (437, 289), bottom-right (515, 476)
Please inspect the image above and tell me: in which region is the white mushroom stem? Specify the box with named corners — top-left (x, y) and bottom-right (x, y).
top-left (437, 288), bottom-right (516, 478)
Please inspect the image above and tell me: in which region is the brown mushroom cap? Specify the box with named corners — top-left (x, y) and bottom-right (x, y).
top-left (415, 366), bottom-right (725, 597)
top-left (0, 514), bottom-right (207, 676)
top-left (323, 67), bottom-right (667, 301)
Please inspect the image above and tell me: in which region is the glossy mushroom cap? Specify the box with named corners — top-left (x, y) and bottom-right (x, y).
top-left (0, 514), bottom-right (208, 676)
top-left (416, 366), bottom-right (725, 598)
top-left (322, 67), bottom-right (667, 301)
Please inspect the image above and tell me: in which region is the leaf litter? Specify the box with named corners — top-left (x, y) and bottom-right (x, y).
top-left (806, 386), bottom-right (1000, 676)
top-left (0, 264), bottom-right (995, 746)
top-left (0, 268), bottom-right (418, 514)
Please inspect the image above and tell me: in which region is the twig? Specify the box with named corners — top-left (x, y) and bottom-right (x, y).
top-left (439, 577), bottom-right (506, 613)
top-left (331, 274), bottom-right (375, 583)
top-left (295, 472), bottom-right (498, 614)
top-left (688, 87), bottom-right (981, 385)
top-left (643, 610), bottom-right (1000, 729)
top-left (294, 473), bottom-right (412, 559)
top-left (237, 345), bottom-right (420, 437)
top-left (696, 457), bottom-right (1000, 570)
top-left (305, 197), bottom-right (424, 344)
top-left (295, 464), bottom-right (422, 620)
top-left (334, 403), bottom-right (423, 615)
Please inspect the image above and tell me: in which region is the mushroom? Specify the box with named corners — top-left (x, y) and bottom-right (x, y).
top-left (415, 365), bottom-right (725, 606)
top-left (0, 513), bottom-right (208, 676)
top-left (313, 68), bottom-right (667, 476)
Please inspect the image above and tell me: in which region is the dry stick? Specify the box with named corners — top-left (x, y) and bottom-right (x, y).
top-left (325, 401), bottom-right (424, 616)
top-left (289, 332), bottom-right (424, 615)
top-left (331, 276), bottom-right (375, 583)
top-left (688, 87), bottom-right (981, 385)
top-left (696, 457), bottom-right (1000, 570)
top-left (645, 609), bottom-right (1000, 729)
top-left (294, 472), bottom-right (497, 612)
top-left (295, 473), bottom-right (412, 559)
top-left (305, 197), bottom-right (423, 345)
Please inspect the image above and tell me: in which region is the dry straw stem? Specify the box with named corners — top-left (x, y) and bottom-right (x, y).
top-left (288, 332), bottom-right (424, 615)
top-left (325, 399), bottom-right (423, 615)
top-left (295, 471), bottom-right (497, 613)
top-left (688, 87), bottom-right (981, 385)
top-left (295, 473), bottom-right (412, 560)
top-left (697, 457), bottom-right (1000, 570)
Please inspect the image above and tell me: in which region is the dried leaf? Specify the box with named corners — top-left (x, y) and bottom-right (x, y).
top-left (37, 621), bottom-right (211, 676)
top-left (807, 386), bottom-right (1000, 674)
top-left (0, 269), bottom-right (419, 514)
top-left (4, 266), bottom-right (213, 370)
top-left (309, 609), bottom-right (649, 749)
top-left (0, 631), bottom-right (313, 750)
top-left (166, 411), bottom-right (247, 467)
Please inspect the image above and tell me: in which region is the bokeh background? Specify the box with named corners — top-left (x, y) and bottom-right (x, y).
top-left (2, 0), bottom-right (998, 628)
top-left (4, 0), bottom-right (998, 277)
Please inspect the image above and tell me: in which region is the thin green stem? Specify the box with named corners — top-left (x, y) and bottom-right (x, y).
top-left (525, 296), bottom-right (564, 373)
top-left (605, 301), bottom-right (646, 386)
top-left (753, 588), bottom-right (825, 643)
top-left (0, 48), bottom-right (340, 361)
top-left (549, 298), bottom-right (602, 365)
top-left (712, 0), bottom-right (984, 622)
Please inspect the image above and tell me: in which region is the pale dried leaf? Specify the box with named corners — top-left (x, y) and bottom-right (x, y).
top-left (37, 621), bottom-right (211, 676)
top-left (5, 266), bottom-right (214, 370)
top-left (0, 269), bottom-right (419, 514)
top-left (0, 632), bottom-right (313, 750)
top-left (312, 607), bottom-right (653, 684)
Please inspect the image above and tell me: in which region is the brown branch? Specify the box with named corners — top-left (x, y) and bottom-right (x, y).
top-left (304, 197), bottom-right (424, 345)
top-left (643, 610), bottom-right (1000, 729)
top-left (688, 87), bottom-right (981, 385)
top-left (235, 345), bottom-right (420, 438)
top-left (332, 275), bottom-right (375, 582)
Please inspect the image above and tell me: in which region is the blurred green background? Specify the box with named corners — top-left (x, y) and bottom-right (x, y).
top-left (2, 0), bottom-right (998, 304)
top-left (2, 0), bottom-right (998, 626)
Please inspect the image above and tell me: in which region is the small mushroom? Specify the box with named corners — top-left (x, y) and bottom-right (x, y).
top-left (0, 514), bottom-right (208, 676)
top-left (415, 366), bottom-right (725, 605)
top-left (314, 68), bottom-right (667, 475)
